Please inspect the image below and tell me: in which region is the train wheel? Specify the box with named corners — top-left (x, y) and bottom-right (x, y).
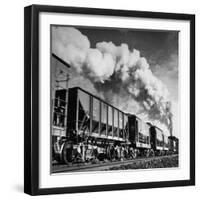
top-left (145, 150), bottom-right (150, 158)
top-left (151, 150), bottom-right (155, 157)
top-left (62, 142), bottom-right (73, 164)
top-left (132, 150), bottom-right (137, 159)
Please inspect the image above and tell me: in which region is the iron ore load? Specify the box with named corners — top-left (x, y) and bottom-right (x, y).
top-left (52, 87), bottom-right (179, 164)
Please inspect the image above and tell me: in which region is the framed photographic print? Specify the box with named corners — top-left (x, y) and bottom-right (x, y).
top-left (24, 4), bottom-right (195, 195)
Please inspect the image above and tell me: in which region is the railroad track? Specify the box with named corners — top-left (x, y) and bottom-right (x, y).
top-left (52, 154), bottom-right (178, 173)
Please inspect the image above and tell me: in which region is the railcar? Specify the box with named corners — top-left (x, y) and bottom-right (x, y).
top-left (128, 115), bottom-right (152, 157)
top-left (150, 126), bottom-right (165, 156)
top-left (168, 136), bottom-right (179, 154)
top-left (52, 87), bottom-right (178, 164)
top-left (59, 87), bottom-right (130, 163)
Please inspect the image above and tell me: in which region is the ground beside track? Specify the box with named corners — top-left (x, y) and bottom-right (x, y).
top-left (106, 155), bottom-right (178, 171)
top-left (52, 155), bottom-right (178, 173)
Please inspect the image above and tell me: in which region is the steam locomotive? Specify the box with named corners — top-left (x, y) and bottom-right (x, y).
top-left (52, 87), bottom-right (179, 164)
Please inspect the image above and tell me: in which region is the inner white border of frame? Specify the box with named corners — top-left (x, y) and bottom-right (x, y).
top-left (39, 12), bottom-right (190, 188)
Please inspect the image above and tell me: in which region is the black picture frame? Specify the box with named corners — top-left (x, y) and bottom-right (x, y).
top-left (24, 4), bottom-right (195, 196)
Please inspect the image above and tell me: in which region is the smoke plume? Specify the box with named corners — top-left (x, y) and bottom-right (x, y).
top-left (52, 26), bottom-right (172, 133)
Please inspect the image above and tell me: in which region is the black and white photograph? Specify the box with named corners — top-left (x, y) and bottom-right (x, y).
top-left (51, 25), bottom-right (179, 173)
top-left (0, 0), bottom-right (198, 197)
top-left (23, 4), bottom-right (195, 195)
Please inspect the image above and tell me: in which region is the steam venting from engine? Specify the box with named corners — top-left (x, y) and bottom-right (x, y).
top-left (52, 26), bottom-right (173, 134)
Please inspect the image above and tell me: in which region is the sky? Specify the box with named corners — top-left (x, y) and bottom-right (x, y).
top-left (52, 26), bottom-right (179, 137)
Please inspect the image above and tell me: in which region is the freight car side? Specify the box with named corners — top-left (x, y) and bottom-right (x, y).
top-left (67, 87), bottom-right (129, 142)
top-left (150, 126), bottom-right (164, 156)
top-left (65, 87), bottom-right (131, 162)
top-left (128, 115), bottom-right (152, 157)
top-left (168, 136), bottom-right (179, 154)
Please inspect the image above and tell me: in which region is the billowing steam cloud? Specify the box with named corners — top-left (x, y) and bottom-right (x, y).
top-left (52, 26), bottom-right (172, 133)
